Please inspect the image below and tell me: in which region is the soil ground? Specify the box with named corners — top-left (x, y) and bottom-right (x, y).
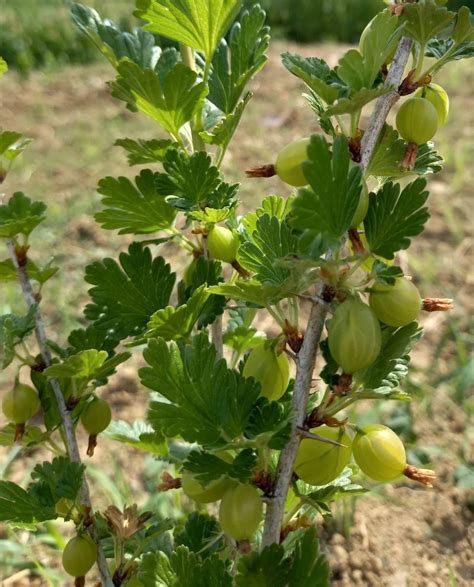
top-left (0, 42), bottom-right (473, 586)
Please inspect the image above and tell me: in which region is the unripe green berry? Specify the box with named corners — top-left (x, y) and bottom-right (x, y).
top-left (219, 484), bottom-right (263, 541)
top-left (62, 535), bottom-right (97, 578)
top-left (328, 298), bottom-right (382, 374)
top-left (396, 97), bottom-right (438, 144)
top-left (415, 83), bottom-right (449, 127)
top-left (353, 424), bottom-right (406, 482)
top-left (243, 345), bottom-right (290, 401)
top-left (207, 226), bottom-right (239, 264)
top-left (80, 398), bottom-right (112, 435)
top-left (275, 137), bottom-right (310, 187)
top-left (369, 277), bottom-right (422, 327)
top-left (294, 426), bottom-right (352, 485)
top-left (2, 383), bottom-right (40, 424)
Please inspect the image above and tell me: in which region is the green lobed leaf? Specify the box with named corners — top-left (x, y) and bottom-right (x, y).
top-left (139, 551), bottom-right (175, 586)
top-left (0, 258), bottom-right (58, 284)
top-left (178, 257), bottom-right (226, 329)
top-left (146, 285), bottom-right (210, 340)
top-left (109, 60), bottom-right (207, 141)
top-left (67, 325), bottom-right (118, 356)
top-left (141, 333), bottom-right (261, 447)
top-left (0, 130), bottom-right (33, 161)
top-left (157, 150), bottom-right (219, 209)
top-left (281, 53), bottom-right (340, 104)
top-left (183, 448), bottom-right (257, 485)
top-left (44, 349), bottom-right (108, 379)
top-left (358, 322), bottom-right (423, 394)
top-left (287, 526), bottom-right (331, 587)
top-left (367, 124), bottom-right (443, 177)
top-left (136, 0), bottom-right (243, 62)
top-left (399, 1), bottom-right (455, 47)
top-left (0, 482), bottom-right (55, 524)
top-left (244, 399), bottom-right (292, 450)
top-left (71, 3), bottom-right (159, 69)
top-left (238, 214), bottom-right (298, 286)
top-left (370, 260), bottom-right (404, 286)
top-left (208, 5), bottom-right (269, 114)
top-left (104, 419), bottom-right (167, 455)
top-left (290, 135), bottom-right (362, 242)
top-left (200, 93), bottom-right (251, 149)
top-left (0, 193), bottom-right (47, 238)
top-left (364, 179), bottom-right (430, 260)
top-left (115, 138), bottom-right (178, 166)
top-left (324, 86), bottom-right (390, 116)
top-left (174, 512), bottom-right (224, 558)
top-left (0, 58), bottom-right (7, 76)
top-left (0, 307), bottom-right (37, 368)
top-left (96, 169), bottom-right (177, 235)
top-left (208, 279), bottom-right (295, 307)
top-left (85, 243), bottom-right (176, 340)
top-left (236, 544), bottom-right (289, 587)
top-left (29, 457), bottom-right (85, 507)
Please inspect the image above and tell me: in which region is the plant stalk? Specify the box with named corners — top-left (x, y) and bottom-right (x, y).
top-left (6, 240), bottom-right (113, 587)
top-left (262, 35), bottom-right (414, 548)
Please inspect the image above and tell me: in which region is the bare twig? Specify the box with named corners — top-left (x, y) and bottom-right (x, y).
top-left (6, 240), bottom-right (113, 587)
top-left (261, 36), bottom-right (414, 548)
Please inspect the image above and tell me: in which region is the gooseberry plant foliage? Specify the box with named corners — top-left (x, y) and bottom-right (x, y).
top-left (0, 1), bottom-right (473, 585)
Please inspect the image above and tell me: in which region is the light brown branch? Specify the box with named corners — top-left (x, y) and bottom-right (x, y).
top-left (6, 240), bottom-right (113, 587)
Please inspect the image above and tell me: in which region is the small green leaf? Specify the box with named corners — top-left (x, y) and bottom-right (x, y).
top-left (364, 179), bottom-right (430, 259)
top-left (223, 327), bottom-right (265, 356)
top-left (200, 93), bottom-right (251, 149)
top-left (71, 3), bottom-right (158, 69)
top-left (359, 322), bottom-right (423, 394)
top-left (136, 0), bottom-right (243, 62)
top-left (29, 457), bottom-right (85, 507)
top-left (110, 60), bottom-right (207, 141)
top-left (96, 169), bottom-right (177, 235)
top-left (0, 193), bottom-right (47, 238)
top-left (183, 449), bottom-right (257, 485)
top-left (115, 138), bottom-right (178, 166)
top-left (291, 135), bottom-right (362, 242)
top-left (146, 285), bottom-right (210, 340)
top-left (0, 307), bottom-right (37, 368)
top-left (370, 260), bottom-right (404, 286)
top-left (400, 2), bottom-right (455, 47)
top-left (287, 526), bottom-right (330, 587)
top-left (239, 214), bottom-right (298, 286)
top-left (175, 512), bottom-right (224, 558)
top-left (282, 53), bottom-right (340, 104)
top-left (190, 208), bottom-right (232, 224)
top-left (325, 86), bottom-right (391, 116)
top-left (141, 333), bottom-right (260, 447)
top-left (0, 131), bottom-right (33, 161)
top-left (0, 258), bottom-right (58, 284)
top-left (44, 349), bottom-right (108, 379)
top-left (104, 420), bottom-right (167, 455)
top-left (0, 482), bottom-right (55, 524)
top-left (85, 243), bottom-right (175, 340)
top-left (236, 544), bottom-right (288, 587)
top-left (208, 5), bottom-right (269, 114)
top-left (0, 58), bottom-right (7, 76)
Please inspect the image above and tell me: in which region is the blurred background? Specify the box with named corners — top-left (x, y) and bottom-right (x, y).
top-left (0, 1), bottom-right (473, 585)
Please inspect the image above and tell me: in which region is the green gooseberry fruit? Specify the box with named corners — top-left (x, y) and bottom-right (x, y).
top-left (415, 83), bottom-right (449, 127)
top-left (243, 344), bottom-right (290, 401)
top-left (294, 425), bottom-right (352, 486)
top-left (353, 424), bottom-right (406, 482)
top-left (369, 277), bottom-right (422, 327)
top-left (328, 298), bottom-right (382, 374)
top-left (207, 226), bottom-right (239, 264)
top-left (2, 383), bottom-right (40, 424)
top-left (218, 484), bottom-right (263, 541)
top-left (62, 535), bottom-right (97, 578)
top-left (80, 398), bottom-right (112, 435)
top-left (275, 137), bottom-right (310, 187)
top-left (396, 97), bottom-right (438, 144)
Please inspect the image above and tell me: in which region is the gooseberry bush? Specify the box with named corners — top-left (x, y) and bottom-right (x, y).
top-left (0, 1), bottom-right (472, 585)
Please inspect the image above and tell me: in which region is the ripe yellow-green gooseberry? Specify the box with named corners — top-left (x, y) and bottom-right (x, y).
top-left (62, 534), bottom-right (97, 578)
top-left (369, 277), bottom-right (422, 327)
top-left (396, 97), bottom-right (438, 144)
top-left (415, 83), bottom-right (449, 127)
top-left (2, 383), bottom-right (40, 424)
top-left (181, 452), bottom-right (235, 503)
top-left (328, 298), bottom-right (382, 374)
top-left (218, 484), bottom-right (263, 541)
top-left (207, 225), bottom-right (239, 264)
top-left (294, 426), bottom-right (353, 485)
top-left (242, 344), bottom-right (290, 401)
top-left (353, 424), bottom-right (406, 482)
top-left (80, 398), bottom-right (112, 436)
top-left (275, 137), bottom-right (311, 187)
